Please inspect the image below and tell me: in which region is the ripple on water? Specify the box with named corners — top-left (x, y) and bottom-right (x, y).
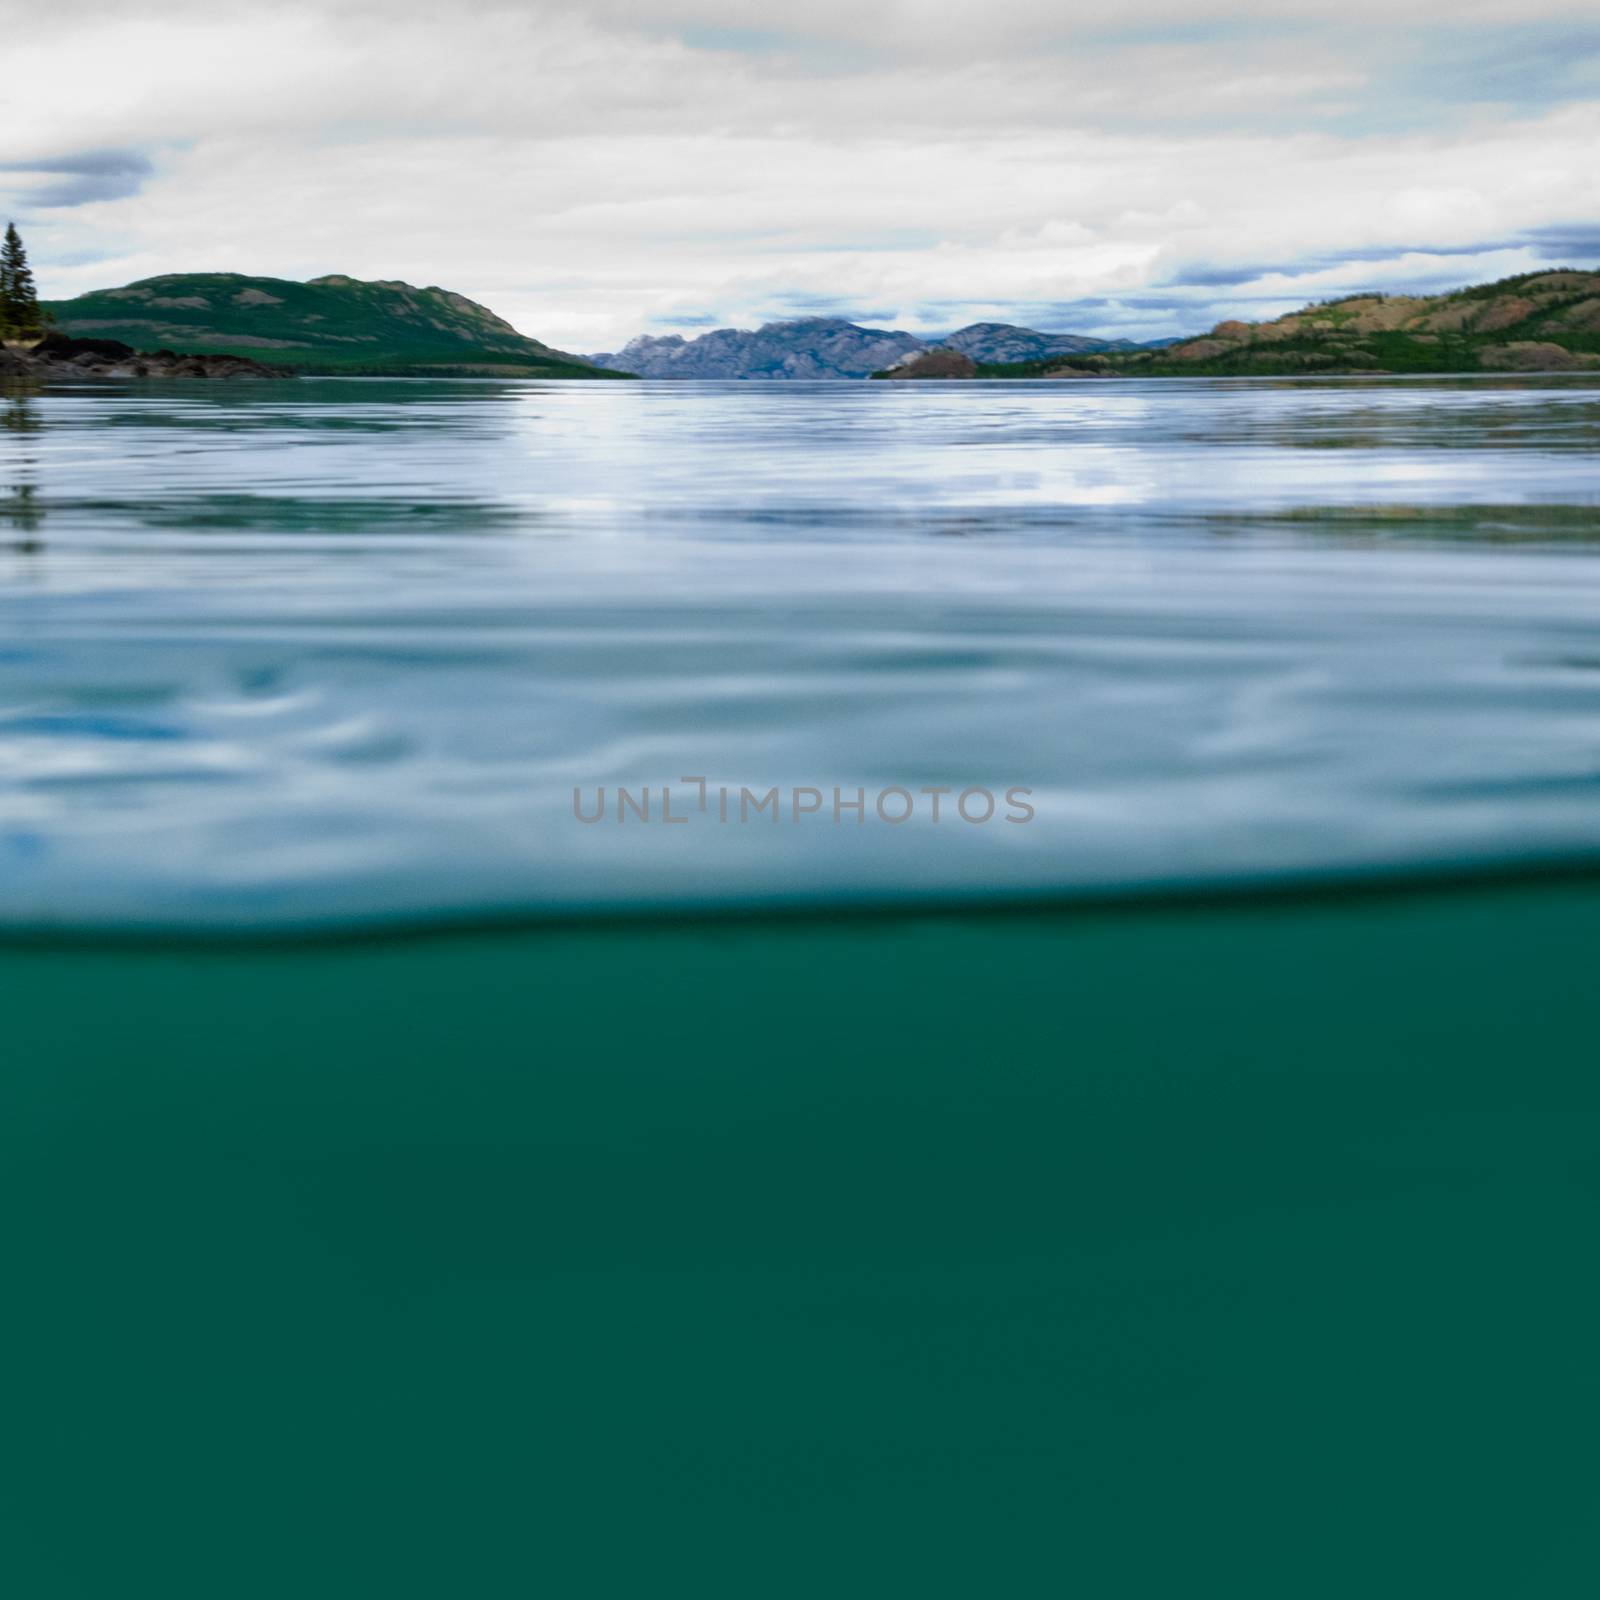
top-left (2, 375), bottom-right (1599, 930)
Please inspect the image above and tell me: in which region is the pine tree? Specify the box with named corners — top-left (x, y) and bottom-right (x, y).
top-left (0, 224), bottom-right (44, 338)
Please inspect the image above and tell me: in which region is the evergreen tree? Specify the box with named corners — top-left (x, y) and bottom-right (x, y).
top-left (0, 224), bottom-right (44, 337)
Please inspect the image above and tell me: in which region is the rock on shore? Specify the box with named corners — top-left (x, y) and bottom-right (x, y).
top-left (1, 335), bottom-right (291, 380)
top-left (876, 349), bottom-right (978, 380)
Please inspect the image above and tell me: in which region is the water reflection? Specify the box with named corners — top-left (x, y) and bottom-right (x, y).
top-left (2, 386), bottom-right (44, 552)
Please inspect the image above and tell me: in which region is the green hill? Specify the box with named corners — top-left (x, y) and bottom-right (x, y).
top-left (40, 272), bottom-right (628, 378)
top-left (971, 270), bottom-right (1600, 379)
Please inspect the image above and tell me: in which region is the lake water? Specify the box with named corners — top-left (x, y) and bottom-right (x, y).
top-left (2, 373), bottom-right (1599, 931)
top-left (4, 375), bottom-right (1599, 1597)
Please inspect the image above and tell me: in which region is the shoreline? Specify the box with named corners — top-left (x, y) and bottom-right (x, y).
top-left (2, 335), bottom-right (291, 381)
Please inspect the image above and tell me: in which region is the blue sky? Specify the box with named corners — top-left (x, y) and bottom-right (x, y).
top-left (2, 0), bottom-right (1597, 350)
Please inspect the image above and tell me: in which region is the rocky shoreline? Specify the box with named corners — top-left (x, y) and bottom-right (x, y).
top-left (1, 335), bottom-right (292, 381)
top-left (876, 349), bottom-right (978, 380)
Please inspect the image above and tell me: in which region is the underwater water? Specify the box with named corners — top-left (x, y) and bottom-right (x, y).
top-left (5, 882), bottom-right (1600, 1595)
top-left (2, 375), bottom-right (1599, 1595)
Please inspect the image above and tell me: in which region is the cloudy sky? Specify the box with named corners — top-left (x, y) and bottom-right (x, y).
top-left (3, 0), bottom-right (1599, 351)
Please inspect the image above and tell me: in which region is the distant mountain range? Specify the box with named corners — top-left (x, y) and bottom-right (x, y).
top-left (41, 273), bottom-right (627, 378)
top-left (50, 268), bottom-right (1586, 385)
top-left (966, 271), bottom-right (1600, 378)
top-left (588, 316), bottom-right (1179, 378)
top-left (36, 277), bottom-right (1194, 381)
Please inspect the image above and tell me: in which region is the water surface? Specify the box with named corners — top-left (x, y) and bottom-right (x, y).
top-left (3, 374), bottom-right (1598, 930)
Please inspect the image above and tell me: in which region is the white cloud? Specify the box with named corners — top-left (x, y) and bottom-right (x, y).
top-left (2, 0), bottom-right (1597, 347)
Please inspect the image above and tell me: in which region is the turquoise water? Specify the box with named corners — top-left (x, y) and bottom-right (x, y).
top-left (3, 376), bottom-right (1600, 1596)
top-left (2, 880), bottom-right (1598, 1595)
top-left (3, 374), bottom-right (1600, 929)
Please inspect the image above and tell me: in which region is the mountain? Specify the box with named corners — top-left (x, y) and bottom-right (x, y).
top-left (935, 323), bottom-right (1139, 363)
top-left (975, 271), bottom-right (1600, 378)
top-left (591, 317), bottom-right (924, 378)
top-left (39, 273), bottom-right (627, 378)
top-left (588, 316), bottom-right (1139, 378)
